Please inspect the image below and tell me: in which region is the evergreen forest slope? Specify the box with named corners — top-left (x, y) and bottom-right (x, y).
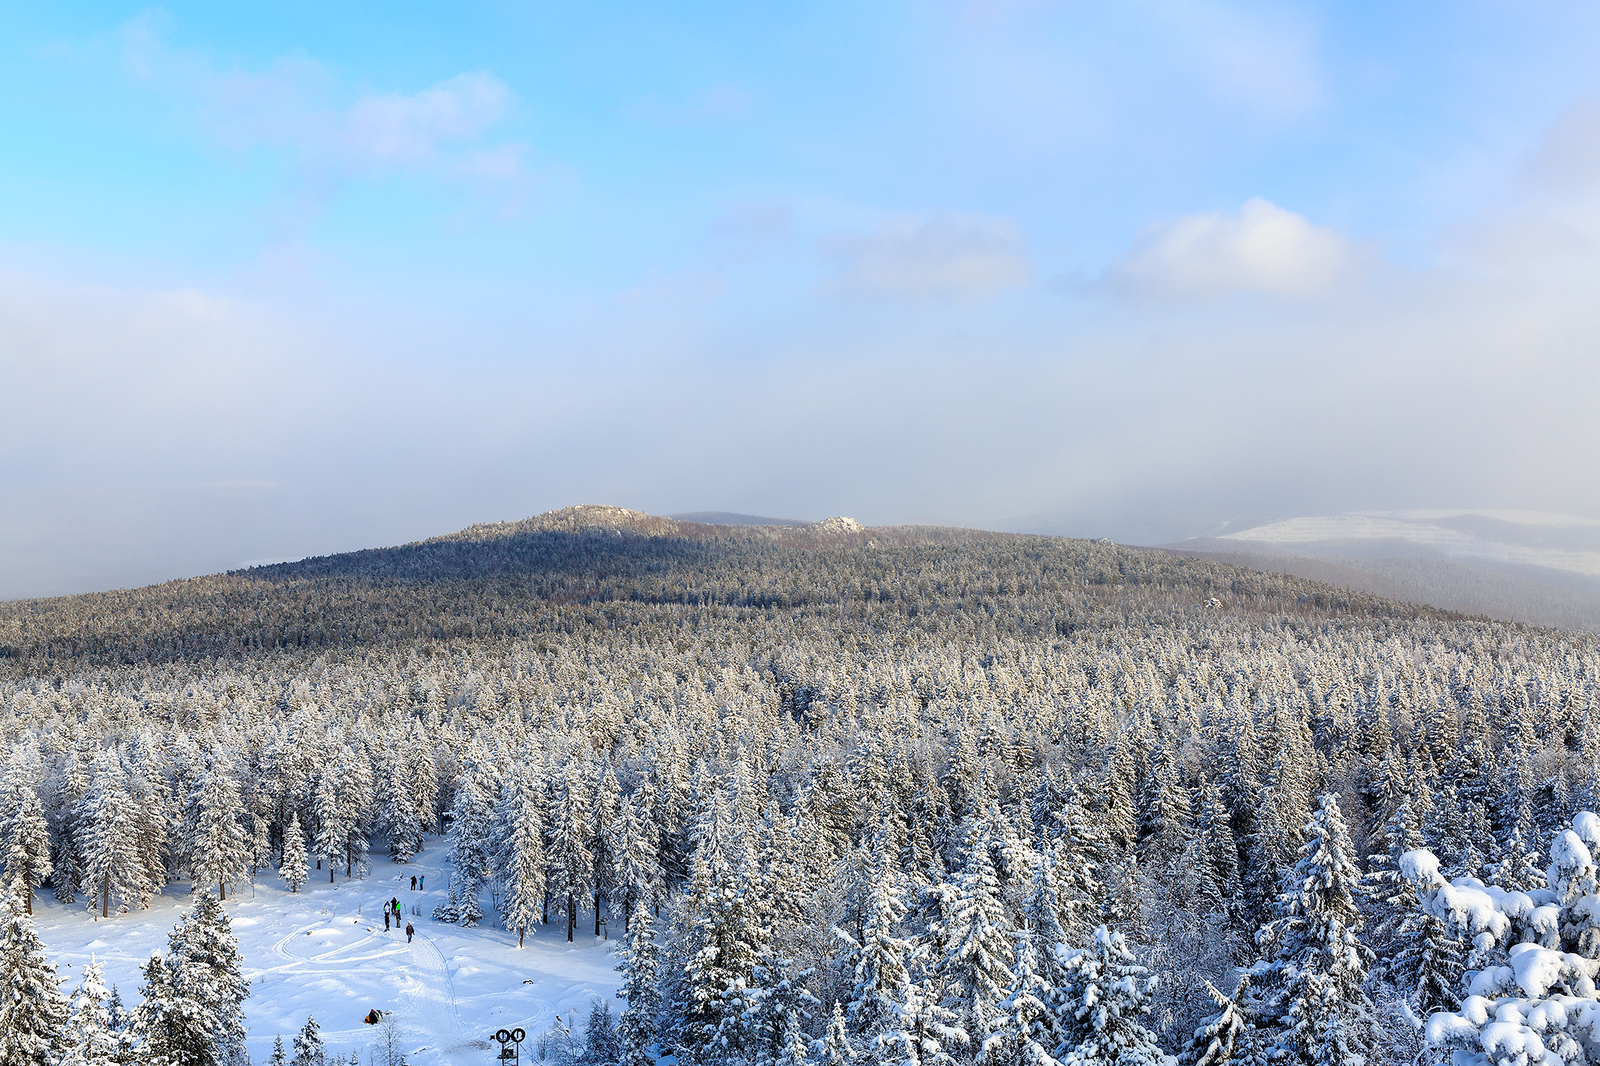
top-left (3, 504), bottom-right (1599, 1066)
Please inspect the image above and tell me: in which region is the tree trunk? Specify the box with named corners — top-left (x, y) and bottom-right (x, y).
top-left (220, 881), bottom-right (227, 902)
top-left (102, 876), bottom-right (110, 919)
top-left (595, 888), bottom-right (602, 937)
top-left (519, 926), bottom-right (525, 949)
top-left (567, 891), bottom-right (575, 942)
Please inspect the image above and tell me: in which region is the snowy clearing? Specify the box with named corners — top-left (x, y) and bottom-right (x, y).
top-left (32, 843), bottom-right (622, 1066)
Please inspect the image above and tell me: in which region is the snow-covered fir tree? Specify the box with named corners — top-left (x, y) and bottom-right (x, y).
top-left (0, 886), bottom-right (69, 1066)
top-left (1252, 794), bottom-right (1373, 1066)
top-left (1056, 926), bottom-right (1170, 1066)
top-left (61, 961), bottom-right (119, 1066)
top-left (617, 902), bottom-right (662, 1066)
top-left (280, 812), bottom-right (309, 893)
top-left (291, 1015), bottom-right (326, 1066)
top-left (498, 769), bottom-right (546, 947)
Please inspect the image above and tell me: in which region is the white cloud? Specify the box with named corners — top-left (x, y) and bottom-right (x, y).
top-left (1104, 197), bottom-right (1359, 299)
top-left (121, 18), bottom-right (525, 186)
top-left (343, 73), bottom-right (511, 164)
top-left (824, 214), bottom-right (1031, 300)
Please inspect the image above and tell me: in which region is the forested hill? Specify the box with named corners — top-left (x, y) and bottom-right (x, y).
top-left (5, 504), bottom-right (1600, 1065)
top-left (2, 504), bottom-right (1445, 671)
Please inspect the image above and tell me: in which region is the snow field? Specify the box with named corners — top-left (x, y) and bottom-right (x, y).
top-left (32, 844), bottom-right (622, 1066)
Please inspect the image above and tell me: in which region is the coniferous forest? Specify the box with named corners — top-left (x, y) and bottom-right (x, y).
top-left (2, 505), bottom-right (1599, 1066)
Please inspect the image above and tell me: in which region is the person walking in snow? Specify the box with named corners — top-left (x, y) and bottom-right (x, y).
top-left (418, 875), bottom-right (424, 890)
top-left (406, 922), bottom-right (414, 943)
top-left (384, 911), bottom-right (390, 931)
top-left (410, 875), bottom-right (417, 891)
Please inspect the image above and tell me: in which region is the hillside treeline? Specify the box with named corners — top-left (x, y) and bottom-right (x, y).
top-left (0, 507), bottom-right (1596, 1066)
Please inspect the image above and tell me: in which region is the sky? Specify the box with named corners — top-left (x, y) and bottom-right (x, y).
top-left (6, 2), bottom-right (1600, 598)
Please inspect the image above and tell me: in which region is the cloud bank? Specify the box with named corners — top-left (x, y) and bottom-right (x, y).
top-left (1104, 198), bottom-right (1360, 299)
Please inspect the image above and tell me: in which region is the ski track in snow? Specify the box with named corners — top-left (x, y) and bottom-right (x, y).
top-left (33, 847), bottom-right (621, 1066)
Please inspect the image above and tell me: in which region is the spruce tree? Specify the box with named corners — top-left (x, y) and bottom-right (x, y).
top-left (981, 932), bottom-right (1063, 1066)
top-left (931, 822), bottom-right (1014, 1050)
top-left (280, 813), bottom-right (309, 893)
top-left (499, 772), bottom-right (546, 947)
top-left (616, 902), bottom-right (661, 1066)
top-left (446, 772), bottom-right (494, 928)
top-left (841, 855), bottom-right (912, 1037)
top-left (1056, 926), bottom-right (1169, 1066)
top-left (0, 888), bottom-right (69, 1066)
top-left (1180, 979), bottom-right (1250, 1066)
top-left (1, 771), bottom-right (52, 917)
top-left (292, 1015), bottom-right (325, 1066)
top-left (61, 961), bottom-right (119, 1066)
top-left (823, 1002), bottom-right (855, 1066)
top-left (187, 756), bottom-right (250, 900)
top-left (548, 768), bottom-right (594, 943)
top-left (1254, 794), bottom-right (1373, 1066)
top-left (78, 749), bottom-right (143, 918)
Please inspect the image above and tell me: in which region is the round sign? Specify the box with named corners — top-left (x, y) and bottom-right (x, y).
top-left (511, 1028), bottom-right (527, 1043)
top-left (495, 1030), bottom-right (511, 1044)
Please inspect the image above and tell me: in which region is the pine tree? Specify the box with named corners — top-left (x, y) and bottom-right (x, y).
top-left (1254, 794), bottom-right (1373, 1066)
top-left (78, 749), bottom-right (145, 918)
top-left (499, 772), bottom-right (546, 947)
top-left (981, 932), bottom-right (1063, 1066)
top-left (1056, 926), bottom-right (1169, 1066)
top-left (447, 771), bottom-right (494, 928)
top-left (0, 887), bottom-right (69, 1066)
top-left (1180, 979), bottom-right (1250, 1066)
top-left (841, 855), bottom-right (912, 1036)
top-left (616, 903), bottom-right (660, 1066)
top-left (267, 1035), bottom-right (288, 1066)
top-left (1, 769), bottom-right (52, 917)
top-left (931, 822), bottom-right (1014, 1050)
top-left (292, 1015), bottom-right (326, 1066)
top-left (280, 813), bottom-right (309, 893)
top-left (187, 756), bottom-right (250, 900)
top-left (822, 1002), bottom-right (855, 1066)
top-left (548, 768), bottom-right (594, 943)
top-left (61, 961), bottom-right (119, 1066)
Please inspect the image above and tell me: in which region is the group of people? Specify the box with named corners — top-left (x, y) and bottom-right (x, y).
top-left (368, 875), bottom-right (432, 1024)
top-left (381, 896), bottom-right (415, 942)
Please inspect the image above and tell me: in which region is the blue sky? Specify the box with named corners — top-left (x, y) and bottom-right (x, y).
top-left (6, 2), bottom-right (1600, 596)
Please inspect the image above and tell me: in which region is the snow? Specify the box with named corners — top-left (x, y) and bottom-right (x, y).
top-left (30, 844), bottom-right (622, 1066)
top-left (1217, 513), bottom-right (1600, 578)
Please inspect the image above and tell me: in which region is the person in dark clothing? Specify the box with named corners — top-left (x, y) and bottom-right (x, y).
top-left (410, 875), bottom-right (417, 891)
top-left (366, 1010), bottom-right (381, 1025)
top-left (384, 911), bottom-right (390, 931)
top-left (405, 922), bottom-right (414, 943)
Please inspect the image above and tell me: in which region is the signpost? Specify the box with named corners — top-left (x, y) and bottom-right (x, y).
top-left (493, 1027), bottom-right (527, 1066)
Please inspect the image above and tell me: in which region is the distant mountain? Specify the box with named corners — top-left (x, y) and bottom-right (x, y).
top-left (1173, 509), bottom-right (1600, 633)
top-left (669, 511), bottom-right (810, 526)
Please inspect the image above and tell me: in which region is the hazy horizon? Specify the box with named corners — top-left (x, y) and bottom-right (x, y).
top-left (7, 4), bottom-right (1600, 599)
